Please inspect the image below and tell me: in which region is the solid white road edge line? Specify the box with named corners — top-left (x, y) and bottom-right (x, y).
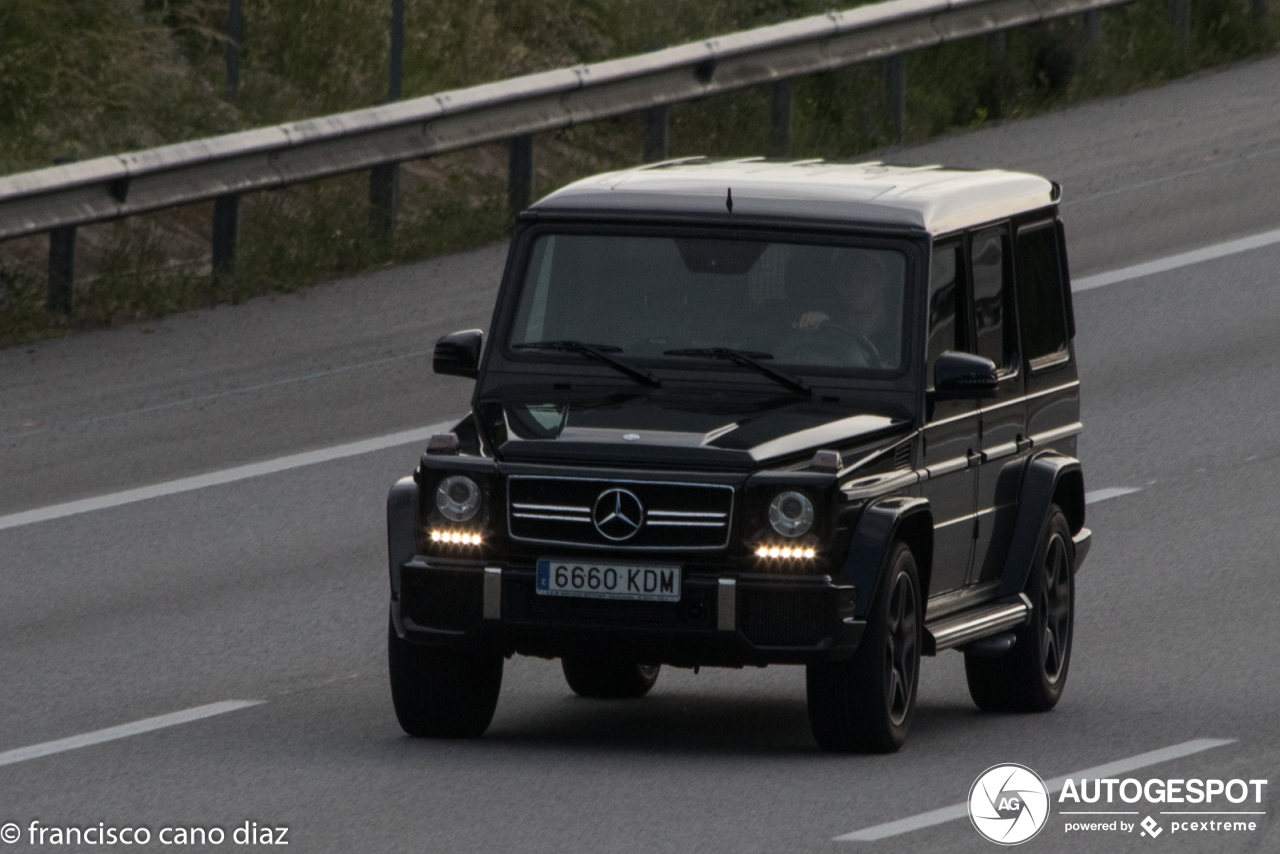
top-left (833, 738), bottom-right (1236, 841)
top-left (1, 348), bottom-right (436, 441)
top-left (0, 419), bottom-right (456, 532)
top-left (1085, 487), bottom-right (1141, 505)
top-left (1072, 227), bottom-right (1280, 292)
top-left (0, 701), bottom-right (264, 767)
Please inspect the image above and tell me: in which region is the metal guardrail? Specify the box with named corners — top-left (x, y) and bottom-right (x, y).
top-left (0, 0), bottom-right (1130, 245)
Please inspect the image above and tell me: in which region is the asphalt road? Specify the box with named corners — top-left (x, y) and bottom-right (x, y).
top-left (3, 52), bottom-right (1280, 853)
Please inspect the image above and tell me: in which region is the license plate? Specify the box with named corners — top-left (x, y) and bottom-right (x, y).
top-left (536, 559), bottom-right (681, 602)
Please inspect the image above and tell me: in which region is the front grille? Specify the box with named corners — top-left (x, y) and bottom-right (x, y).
top-left (740, 589), bottom-right (832, 646)
top-left (508, 476), bottom-right (734, 550)
top-left (400, 570), bottom-right (483, 631)
top-left (503, 574), bottom-right (715, 630)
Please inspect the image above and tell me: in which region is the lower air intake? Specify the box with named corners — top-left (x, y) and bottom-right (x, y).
top-left (740, 590), bottom-right (831, 647)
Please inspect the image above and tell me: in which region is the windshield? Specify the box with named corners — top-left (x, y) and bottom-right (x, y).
top-left (508, 233), bottom-right (908, 372)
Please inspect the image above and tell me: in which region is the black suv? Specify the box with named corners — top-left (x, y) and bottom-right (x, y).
top-left (386, 159), bottom-right (1090, 752)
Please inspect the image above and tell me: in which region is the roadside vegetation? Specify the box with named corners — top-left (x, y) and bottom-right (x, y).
top-left (1, 0), bottom-right (1276, 346)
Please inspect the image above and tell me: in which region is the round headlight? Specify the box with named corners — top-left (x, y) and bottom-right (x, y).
top-left (768, 490), bottom-right (814, 538)
top-left (436, 475), bottom-right (481, 522)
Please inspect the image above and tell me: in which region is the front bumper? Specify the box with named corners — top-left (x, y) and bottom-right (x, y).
top-left (391, 559), bottom-right (865, 667)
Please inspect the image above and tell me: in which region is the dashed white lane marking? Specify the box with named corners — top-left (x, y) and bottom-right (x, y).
top-left (1085, 486), bottom-right (1142, 505)
top-left (0, 419), bottom-right (455, 532)
top-left (833, 738), bottom-right (1235, 841)
top-left (1061, 142), bottom-right (1280, 209)
top-left (0, 701), bottom-right (264, 767)
top-left (1, 348), bottom-right (435, 441)
top-left (1072, 227), bottom-right (1280, 292)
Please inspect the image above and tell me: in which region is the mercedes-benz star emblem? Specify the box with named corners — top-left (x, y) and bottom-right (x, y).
top-left (593, 488), bottom-right (644, 541)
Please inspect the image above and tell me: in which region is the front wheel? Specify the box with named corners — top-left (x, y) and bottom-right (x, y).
top-left (806, 541), bottom-right (921, 753)
top-left (965, 505), bottom-right (1074, 712)
top-left (388, 617), bottom-right (503, 737)
top-left (562, 656), bottom-right (660, 699)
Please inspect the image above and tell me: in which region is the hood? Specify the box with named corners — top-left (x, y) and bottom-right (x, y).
top-left (486, 390), bottom-right (910, 470)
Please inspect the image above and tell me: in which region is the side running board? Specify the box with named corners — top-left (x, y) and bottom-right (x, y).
top-left (924, 593), bottom-right (1031, 656)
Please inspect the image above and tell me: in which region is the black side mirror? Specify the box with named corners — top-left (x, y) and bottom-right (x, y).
top-left (434, 329), bottom-right (484, 379)
top-left (933, 351), bottom-right (999, 399)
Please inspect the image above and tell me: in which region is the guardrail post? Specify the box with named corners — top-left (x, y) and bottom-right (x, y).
top-left (369, 165), bottom-right (399, 239)
top-left (212, 195), bottom-right (239, 277)
top-left (1168, 0), bottom-right (1191, 52)
top-left (984, 30), bottom-right (1007, 117)
top-left (45, 157), bottom-right (77, 314)
top-left (509, 135), bottom-right (534, 214)
top-left (1083, 10), bottom-right (1104, 47)
top-left (643, 105), bottom-right (669, 162)
top-left (770, 80), bottom-right (794, 157)
top-left (884, 55), bottom-right (907, 143)
top-left (213, 0), bottom-right (243, 283)
top-left (986, 30), bottom-right (1007, 59)
top-left (370, 0), bottom-right (404, 242)
top-left (47, 227), bottom-right (76, 315)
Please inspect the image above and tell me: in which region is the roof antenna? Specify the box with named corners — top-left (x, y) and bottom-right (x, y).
top-left (726, 187), bottom-right (733, 213)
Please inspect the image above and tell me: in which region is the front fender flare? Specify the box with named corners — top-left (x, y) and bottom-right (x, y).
top-left (996, 453), bottom-right (1084, 597)
top-left (387, 476), bottom-right (419, 599)
top-left (840, 496), bottom-right (932, 618)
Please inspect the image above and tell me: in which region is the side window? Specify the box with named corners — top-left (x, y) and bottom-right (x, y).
top-left (1015, 223), bottom-right (1070, 368)
top-left (970, 225), bottom-right (1015, 370)
top-left (926, 242), bottom-right (963, 390)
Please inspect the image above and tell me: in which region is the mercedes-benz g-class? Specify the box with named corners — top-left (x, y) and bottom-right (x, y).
top-left (386, 159), bottom-right (1090, 752)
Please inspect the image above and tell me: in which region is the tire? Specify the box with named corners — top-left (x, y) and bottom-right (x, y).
top-left (806, 541), bottom-right (921, 753)
top-left (388, 616), bottom-right (503, 737)
top-left (965, 504), bottom-right (1074, 713)
top-left (561, 656), bottom-right (660, 699)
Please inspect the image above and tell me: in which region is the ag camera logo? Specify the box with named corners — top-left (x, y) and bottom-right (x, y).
top-left (969, 764), bottom-right (1051, 845)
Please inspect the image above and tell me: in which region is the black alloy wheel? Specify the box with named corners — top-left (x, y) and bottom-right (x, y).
top-left (884, 566), bottom-right (920, 727)
top-left (965, 504), bottom-right (1075, 712)
top-left (1040, 528), bottom-right (1072, 687)
top-left (807, 540), bottom-right (922, 753)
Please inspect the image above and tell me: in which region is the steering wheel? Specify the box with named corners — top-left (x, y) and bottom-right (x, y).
top-left (774, 321), bottom-right (881, 368)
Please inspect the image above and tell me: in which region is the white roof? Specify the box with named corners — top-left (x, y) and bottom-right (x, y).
top-left (532, 158), bottom-right (1057, 235)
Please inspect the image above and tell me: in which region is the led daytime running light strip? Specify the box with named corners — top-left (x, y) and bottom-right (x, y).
top-left (755, 545), bottom-right (816, 559)
top-left (430, 530), bottom-right (483, 546)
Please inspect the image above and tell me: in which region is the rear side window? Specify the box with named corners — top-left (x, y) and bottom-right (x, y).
top-left (1015, 224), bottom-right (1069, 368)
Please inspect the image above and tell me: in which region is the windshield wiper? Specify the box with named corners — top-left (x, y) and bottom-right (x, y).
top-left (514, 340), bottom-right (661, 388)
top-left (664, 348), bottom-right (811, 397)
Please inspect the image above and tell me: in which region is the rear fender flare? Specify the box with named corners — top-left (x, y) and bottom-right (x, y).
top-left (996, 453), bottom-right (1084, 597)
top-left (387, 476), bottom-right (419, 599)
top-left (840, 497), bottom-right (932, 618)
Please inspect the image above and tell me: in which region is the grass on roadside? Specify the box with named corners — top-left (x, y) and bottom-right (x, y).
top-left (0, 0), bottom-right (1276, 347)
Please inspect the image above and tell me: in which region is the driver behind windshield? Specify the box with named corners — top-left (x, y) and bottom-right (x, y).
top-left (786, 249), bottom-right (900, 368)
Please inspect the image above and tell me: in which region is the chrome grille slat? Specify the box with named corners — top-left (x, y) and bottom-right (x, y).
top-left (512, 513), bottom-right (594, 522)
top-left (512, 503), bottom-right (590, 513)
top-left (508, 475), bottom-right (734, 550)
